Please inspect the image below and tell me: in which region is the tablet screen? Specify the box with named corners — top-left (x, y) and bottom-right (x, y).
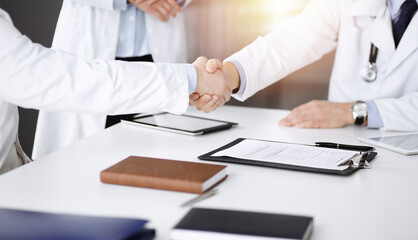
top-left (131, 113), bottom-right (234, 133)
top-left (369, 134), bottom-right (418, 151)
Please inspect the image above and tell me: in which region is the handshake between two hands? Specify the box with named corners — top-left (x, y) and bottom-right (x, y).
top-left (189, 57), bottom-right (241, 113)
top-left (189, 57), bottom-right (357, 129)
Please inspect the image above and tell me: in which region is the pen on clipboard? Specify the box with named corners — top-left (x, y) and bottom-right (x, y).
top-left (315, 142), bottom-right (375, 152)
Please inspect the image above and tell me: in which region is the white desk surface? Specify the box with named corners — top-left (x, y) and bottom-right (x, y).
top-left (1, 106), bottom-right (417, 240)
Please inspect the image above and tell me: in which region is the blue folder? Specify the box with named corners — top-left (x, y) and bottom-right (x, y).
top-left (0, 208), bottom-right (154, 240)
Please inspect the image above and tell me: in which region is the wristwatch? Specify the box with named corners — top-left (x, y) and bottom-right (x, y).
top-left (350, 101), bottom-right (367, 125)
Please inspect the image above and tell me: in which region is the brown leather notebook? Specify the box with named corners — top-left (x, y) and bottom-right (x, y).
top-left (100, 156), bottom-right (227, 194)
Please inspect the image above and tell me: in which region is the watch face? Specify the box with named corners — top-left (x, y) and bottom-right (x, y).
top-left (353, 103), bottom-right (367, 117)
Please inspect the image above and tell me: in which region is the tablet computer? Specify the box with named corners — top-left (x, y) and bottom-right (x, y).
top-left (121, 113), bottom-right (238, 136)
top-left (357, 133), bottom-right (418, 155)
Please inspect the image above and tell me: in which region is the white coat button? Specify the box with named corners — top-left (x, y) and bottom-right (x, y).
top-left (149, 28), bottom-right (154, 34)
top-left (129, 16), bottom-right (134, 21)
top-left (154, 49), bottom-right (159, 55)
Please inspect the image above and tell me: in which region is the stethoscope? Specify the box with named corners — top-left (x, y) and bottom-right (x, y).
top-left (360, 43), bottom-right (379, 82)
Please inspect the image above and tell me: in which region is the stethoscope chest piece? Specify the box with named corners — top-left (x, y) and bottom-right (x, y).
top-left (361, 43), bottom-right (379, 82)
top-left (361, 62), bottom-right (377, 82)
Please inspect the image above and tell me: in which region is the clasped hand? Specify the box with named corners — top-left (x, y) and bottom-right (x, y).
top-left (128, 0), bottom-right (181, 22)
top-left (189, 56), bottom-right (243, 113)
top-left (189, 57), bottom-right (233, 112)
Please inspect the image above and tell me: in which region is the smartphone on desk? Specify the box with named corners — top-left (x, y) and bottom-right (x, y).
top-left (121, 113), bottom-right (238, 136)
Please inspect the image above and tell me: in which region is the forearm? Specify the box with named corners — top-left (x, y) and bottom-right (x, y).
top-left (0, 25), bottom-right (189, 115)
top-left (225, 0), bottom-right (343, 101)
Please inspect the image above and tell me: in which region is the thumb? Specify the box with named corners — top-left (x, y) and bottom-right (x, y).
top-left (189, 92), bottom-right (200, 101)
top-left (206, 59), bottom-right (223, 74)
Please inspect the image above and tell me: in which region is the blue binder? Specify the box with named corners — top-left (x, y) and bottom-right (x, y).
top-left (0, 208), bottom-right (154, 240)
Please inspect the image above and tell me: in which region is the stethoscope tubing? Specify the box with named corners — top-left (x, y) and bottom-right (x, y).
top-left (361, 43), bottom-right (379, 82)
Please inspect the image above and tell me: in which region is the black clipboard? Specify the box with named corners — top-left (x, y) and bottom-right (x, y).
top-left (198, 138), bottom-right (377, 176)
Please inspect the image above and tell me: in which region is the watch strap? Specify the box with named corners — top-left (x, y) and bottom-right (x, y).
top-left (351, 101), bottom-right (367, 126)
top-left (354, 116), bottom-right (365, 125)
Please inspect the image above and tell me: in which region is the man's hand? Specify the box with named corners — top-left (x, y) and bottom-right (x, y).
top-left (128, 0), bottom-right (181, 22)
top-left (189, 59), bottom-right (241, 113)
top-left (192, 57), bottom-right (231, 108)
top-left (279, 100), bottom-right (355, 128)
top-left (189, 93), bottom-right (222, 113)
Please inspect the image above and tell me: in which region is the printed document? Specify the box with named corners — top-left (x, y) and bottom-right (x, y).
top-left (213, 139), bottom-right (357, 170)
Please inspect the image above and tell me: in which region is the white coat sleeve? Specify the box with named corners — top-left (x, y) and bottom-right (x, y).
top-left (375, 93), bottom-right (418, 131)
top-left (69, 0), bottom-right (115, 11)
top-left (0, 15), bottom-right (189, 115)
top-left (227, 0), bottom-right (345, 101)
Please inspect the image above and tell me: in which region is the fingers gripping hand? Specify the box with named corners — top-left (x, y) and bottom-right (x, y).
top-left (189, 57), bottom-right (228, 113)
top-left (206, 58), bottom-right (223, 74)
top-left (166, 0), bottom-right (181, 14)
top-left (129, 0), bottom-right (181, 22)
top-left (205, 58), bottom-right (229, 104)
top-left (152, 0), bottom-right (179, 20)
top-left (193, 56), bottom-right (231, 101)
top-left (192, 95), bottom-right (222, 113)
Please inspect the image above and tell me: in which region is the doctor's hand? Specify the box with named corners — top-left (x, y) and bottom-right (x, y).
top-left (279, 100), bottom-right (355, 128)
top-left (190, 57), bottom-right (232, 112)
top-left (129, 0), bottom-right (181, 22)
top-left (189, 93), bottom-right (221, 113)
top-left (189, 59), bottom-right (241, 113)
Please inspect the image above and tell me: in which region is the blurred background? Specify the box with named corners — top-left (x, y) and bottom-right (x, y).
top-left (1, 0), bottom-right (334, 156)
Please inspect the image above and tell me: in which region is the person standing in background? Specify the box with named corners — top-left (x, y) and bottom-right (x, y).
top-left (33, 0), bottom-right (194, 159)
top-left (0, 7), bottom-right (231, 174)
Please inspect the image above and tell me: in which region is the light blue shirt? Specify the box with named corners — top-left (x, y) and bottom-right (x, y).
top-left (113, 0), bottom-right (196, 94)
top-left (388, 0), bottom-right (418, 23)
top-left (113, 0), bottom-right (151, 58)
top-left (230, 0), bottom-right (417, 129)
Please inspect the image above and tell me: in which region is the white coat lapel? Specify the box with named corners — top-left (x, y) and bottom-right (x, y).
top-left (348, 0), bottom-right (395, 57)
top-left (386, 14), bottom-right (418, 74)
top-left (363, 9), bottom-right (395, 58)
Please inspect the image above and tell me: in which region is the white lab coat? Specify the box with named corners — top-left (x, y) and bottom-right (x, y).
top-left (229, 0), bottom-right (418, 131)
top-left (0, 8), bottom-right (189, 173)
top-left (33, 0), bottom-right (193, 159)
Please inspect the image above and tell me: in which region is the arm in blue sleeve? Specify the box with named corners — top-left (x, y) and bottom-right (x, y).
top-left (227, 59), bottom-right (247, 95)
top-left (184, 64), bottom-right (197, 95)
top-left (366, 101), bottom-right (384, 128)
